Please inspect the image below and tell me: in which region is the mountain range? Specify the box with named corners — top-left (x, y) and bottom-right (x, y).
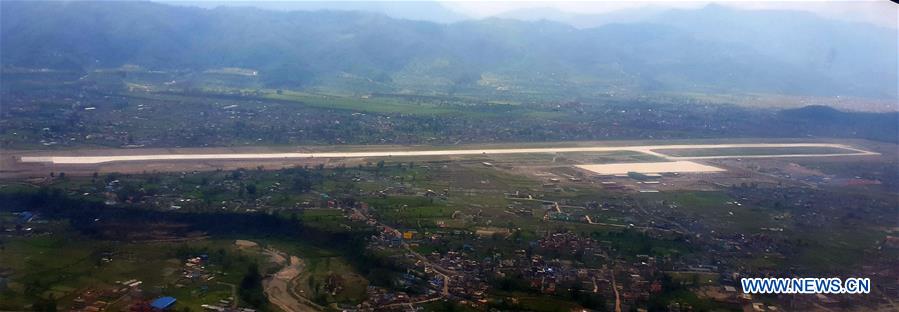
top-left (1, 1), bottom-right (895, 100)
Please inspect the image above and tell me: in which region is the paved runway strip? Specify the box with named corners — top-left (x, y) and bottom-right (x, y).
top-left (19, 143), bottom-right (878, 165)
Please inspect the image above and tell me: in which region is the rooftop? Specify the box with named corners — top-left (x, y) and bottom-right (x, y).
top-left (150, 296), bottom-right (176, 310)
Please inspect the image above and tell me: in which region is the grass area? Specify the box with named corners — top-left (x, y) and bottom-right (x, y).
top-left (0, 208), bottom-right (365, 311)
top-left (667, 90), bottom-right (894, 112)
top-left (648, 288), bottom-right (739, 312)
top-left (654, 146), bottom-right (856, 157)
top-left (563, 150), bottom-right (669, 163)
top-left (795, 158), bottom-right (899, 194)
top-left (489, 291), bottom-right (583, 312)
top-left (645, 191), bottom-right (776, 235)
top-left (645, 190), bottom-right (890, 272)
top-left (787, 223), bottom-right (887, 272)
top-left (367, 196), bottom-right (454, 229)
top-left (666, 272), bottom-right (720, 287)
top-left (294, 256), bottom-right (369, 305)
top-left (0, 224), bottom-right (260, 311)
top-left (421, 300), bottom-right (481, 312)
top-left (514, 296), bottom-right (581, 312)
top-left (294, 209), bottom-right (346, 229)
top-left (589, 228), bottom-right (694, 260)
top-left (264, 90), bottom-right (458, 115)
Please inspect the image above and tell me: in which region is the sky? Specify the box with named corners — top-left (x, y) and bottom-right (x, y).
top-left (163, 0), bottom-right (899, 28)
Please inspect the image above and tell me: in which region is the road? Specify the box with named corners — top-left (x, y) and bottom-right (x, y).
top-left (611, 269), bottom-right (622, 312)
top-left (401, 233), bottom-right (452, 297)
top-left (359, 208), bottom-right (452, 299)
top-left (18, 143), bottom-right (878, 165)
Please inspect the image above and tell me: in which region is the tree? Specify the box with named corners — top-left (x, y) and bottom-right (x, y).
top-left (239, 263), bottom-right (267, 310)
top-left (32, 293), bottom-right (57, 312)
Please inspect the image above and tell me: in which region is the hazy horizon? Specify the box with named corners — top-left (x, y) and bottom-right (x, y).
top-left (159, 0), bottom-right (899, 28)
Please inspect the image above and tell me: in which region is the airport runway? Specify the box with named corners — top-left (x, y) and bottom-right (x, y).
top-left (18, 143), bottom-right (879, 165)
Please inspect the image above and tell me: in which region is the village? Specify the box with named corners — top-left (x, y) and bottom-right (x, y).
top-left (2, 141), bottom-right (897, 311)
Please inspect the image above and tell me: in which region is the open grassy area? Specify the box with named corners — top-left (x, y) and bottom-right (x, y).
top-left (654, 146), bottom-right (857, 157)
top-left (0, 223), bottom-right (262, 311)
top-left (293, 256), bottom-right (369, 305)
top-left (642, 191), bottom-right (782, 235)
top-left (263, 90), bottom-right (459, 115)
top-left (488, 291), bottom-right (582, 312)
top-left (642, 189), bottom-right (892, 272)
top-left (666, 272), bottom-right (720, 287)
top-left (0, 205), bottom-right (368, 311)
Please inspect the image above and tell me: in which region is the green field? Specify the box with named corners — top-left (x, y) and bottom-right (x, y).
top-left (294, 256), bottom-right (369, 305)
top-left (654, 146), bottom-right (856, 157)
top-left (264, 90), bottom-right (459, 115)
top-left (0, 223), bottom-right (264, 311)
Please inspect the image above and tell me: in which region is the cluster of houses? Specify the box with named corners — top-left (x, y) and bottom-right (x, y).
top-left (69, 279), bottom-right (144, 312)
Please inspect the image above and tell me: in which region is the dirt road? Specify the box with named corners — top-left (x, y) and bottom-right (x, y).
top-left (262, 250), bottom-right (323, 312)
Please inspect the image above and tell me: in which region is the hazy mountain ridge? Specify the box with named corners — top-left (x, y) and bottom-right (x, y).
top-left (496, 6), bottom-right (667, 28)
top-left (164, 0), bottom-right (469, 23)
top-left (1, 1), bottom-right (895, 99)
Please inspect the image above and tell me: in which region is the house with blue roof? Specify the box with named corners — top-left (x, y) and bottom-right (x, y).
top-left (150, 296), bottom-right (176, 310)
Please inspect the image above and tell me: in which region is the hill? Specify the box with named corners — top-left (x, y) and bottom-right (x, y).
top-left (1, 1), bottom-right (895, 100)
